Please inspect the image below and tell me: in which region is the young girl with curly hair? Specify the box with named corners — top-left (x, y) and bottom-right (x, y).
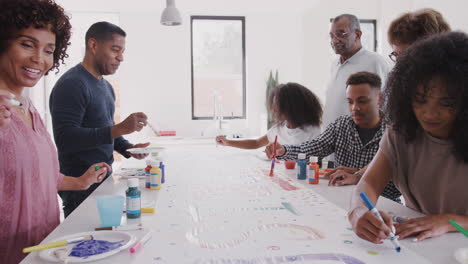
top-left (216, 82), bottom-right (322, 149)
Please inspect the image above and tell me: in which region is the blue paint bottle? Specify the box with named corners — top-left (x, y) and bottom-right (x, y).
top-left (160, 161), bottom-right (165, 184)
top-left (155, 157), bottom-right (165, 184)
top-left (297, 153), bottom-right (307, 180)
top-left (126, 178), bottom-right (141, 219)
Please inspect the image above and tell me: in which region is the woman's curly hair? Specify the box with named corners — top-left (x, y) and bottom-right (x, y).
top-left (384, 31), bottom-right (468, 162)
top-left (267, 82), bottom-right (323, 128)
top-left (0, 0), bottom-right (71, 73)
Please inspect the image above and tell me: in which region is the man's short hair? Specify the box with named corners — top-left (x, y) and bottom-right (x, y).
top-left (346, 71), bottom-right (382, 90)
top-left (332, 14), bottom-right (361, 31)
top-left (85, 21), bottom-right (126, 48)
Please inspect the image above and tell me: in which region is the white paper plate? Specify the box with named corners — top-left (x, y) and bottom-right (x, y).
top-left (39, 231), bottom-right (136, 263)
top-left (127, 146), bottom-right (165, 154)
top-left (455, 248), bottom-right (468, 264)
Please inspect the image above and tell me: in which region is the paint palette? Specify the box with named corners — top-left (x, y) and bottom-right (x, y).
top-left (127, 146), bottom-right (165, 154)
top-left (39, 231), bottom-right (136, 263)
top-left (119, 168), bottom-right (146, 177)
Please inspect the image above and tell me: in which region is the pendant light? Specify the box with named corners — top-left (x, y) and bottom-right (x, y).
top-left (161, 0), bottom-right (182, 26)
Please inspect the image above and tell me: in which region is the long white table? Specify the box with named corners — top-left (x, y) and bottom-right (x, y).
top-left (21, 138), bottom-right (466, 263)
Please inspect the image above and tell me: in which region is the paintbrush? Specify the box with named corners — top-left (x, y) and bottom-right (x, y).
top-left (147, 122), bottom-right (160, 136)
top-left (22, 235), bottom-right (93, 253)
top-left (95, 223), bottom-right (144, 231)
top-left (269, 136), bottom-right (278, 176)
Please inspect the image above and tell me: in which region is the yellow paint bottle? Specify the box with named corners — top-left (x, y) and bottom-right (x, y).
top-left (149, 160), bottom-right (161, 190)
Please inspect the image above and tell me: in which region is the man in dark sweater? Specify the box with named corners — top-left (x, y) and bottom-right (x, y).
top-left (50, 22), bottom-right (149, 217)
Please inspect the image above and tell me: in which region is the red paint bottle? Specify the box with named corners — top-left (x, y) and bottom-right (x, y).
top-left (308, 156), bottom-right (319, 184)
top-left (145, 160), bottom-right (152, 189)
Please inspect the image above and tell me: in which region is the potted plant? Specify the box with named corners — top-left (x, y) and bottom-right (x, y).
top-left (266, 70), bottom-right (279, 129)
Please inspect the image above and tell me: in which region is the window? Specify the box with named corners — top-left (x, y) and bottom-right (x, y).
top-left (359, 19), bottom-right (377, 52)
top-left (191, 16), bottom-right (246, 120)
top-left (329, 18), bottom-right (377, 52)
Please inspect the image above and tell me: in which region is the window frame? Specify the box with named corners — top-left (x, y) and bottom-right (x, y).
top-left (359, 19), bottom-right (377, 52)
top-left (190, 15), bottom-right (247, 120)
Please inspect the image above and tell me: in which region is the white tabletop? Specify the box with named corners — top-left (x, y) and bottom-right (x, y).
top-left (21, 138), bottom-right (467, 263)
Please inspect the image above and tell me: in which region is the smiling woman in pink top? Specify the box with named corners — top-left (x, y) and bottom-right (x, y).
top-left (0, 0), bottom-right (111, 263)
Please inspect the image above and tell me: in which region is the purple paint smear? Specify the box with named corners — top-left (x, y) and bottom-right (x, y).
top-left (194, 253), bottom-right (366, 264)
top-left (69, 239), bottom-right (125, 259)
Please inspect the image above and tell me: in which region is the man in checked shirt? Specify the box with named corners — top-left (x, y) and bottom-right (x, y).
top-left (266, 71), bottom-right (401, 203)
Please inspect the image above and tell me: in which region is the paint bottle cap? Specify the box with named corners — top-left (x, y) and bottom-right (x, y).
top-left (128, 178), bottom-right (139, 188)
top-left (298, 153), bottom-right (306, 160)
top-left (321, 158), bottom-right (328, 169)
top-left (150, 160), bottom-right (159, 167)
top-left (309, 156), bottom-right (318, 163)
top-left (145, 160), bottom-right (152, 166)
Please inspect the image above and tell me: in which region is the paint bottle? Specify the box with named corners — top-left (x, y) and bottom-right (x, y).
top-left (308, 156), bottom-right (320, 184)
top-left (145, 160), bottom-right (152, 189)
top-left (325, 160), bottom-right (335, 173)
top-left (319, 158), bottom-right (328, 176)
top-left (153, 158), bottom-right (165, 184)
top-left (297, 153), bottom-right (307, 180)
top-left (126, 178), bottom-right (141, 219)
top-left (150, 160), bottom-right (161, 190)
top-left (160, 160), bottom-right (165, 184)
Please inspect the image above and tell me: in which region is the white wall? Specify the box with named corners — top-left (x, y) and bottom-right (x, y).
top-left (36, 0), bottom-right (468, 141)
top-left (52, 0), bottom-right (317, 141)
top-left (120, 6), bottom-right (308, 141)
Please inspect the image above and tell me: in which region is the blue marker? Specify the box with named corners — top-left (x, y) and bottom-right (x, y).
top-left (360, 192), bottom-right (401, 253)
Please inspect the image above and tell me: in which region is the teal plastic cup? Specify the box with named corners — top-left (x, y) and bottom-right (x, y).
top-left (96, 195), bottom-right (124, 227)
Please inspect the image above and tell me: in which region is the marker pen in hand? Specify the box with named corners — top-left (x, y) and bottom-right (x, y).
top-left (94, 165), bottom-right (107, 182)
top-left (129, 230), bottom-right (153, 254)
top-left (1, 92), bottom-right (22, 107)
top-left (8, 98), bottom-right (22, 106)
top-left (360, 192), bottom-right (401, 253)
